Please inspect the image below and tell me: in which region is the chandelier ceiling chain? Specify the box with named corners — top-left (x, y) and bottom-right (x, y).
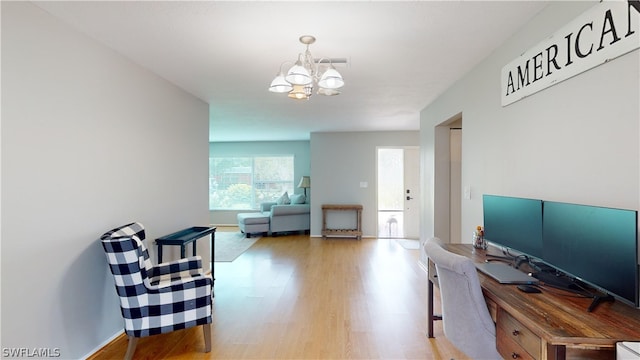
top-left (269, 35), bottom-right (345, 100)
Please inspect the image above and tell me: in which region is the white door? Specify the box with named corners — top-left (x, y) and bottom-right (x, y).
top-left (376, 147), bottom-right (420, 239)
top-left (403, 147), bottom-right (420, 239)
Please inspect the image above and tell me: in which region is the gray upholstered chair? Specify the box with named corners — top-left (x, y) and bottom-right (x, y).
top-left (424, 237), bottom-right (501, 359)
top-left (100, 222), bottom-right (213, 360)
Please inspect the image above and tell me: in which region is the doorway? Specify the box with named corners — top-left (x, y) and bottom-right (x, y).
top-left (432, 115), bottom-right (462, 244)
top-left (450, 128), bottom-right (462, 244)
top-left (376, 147), bottom-right (420, 239)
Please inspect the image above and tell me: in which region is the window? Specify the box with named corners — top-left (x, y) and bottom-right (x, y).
top-left (209, 155), bottom-right (294, 210)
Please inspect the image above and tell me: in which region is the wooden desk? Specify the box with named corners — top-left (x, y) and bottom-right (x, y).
top-left (427, 244), bottom-right (640, 360)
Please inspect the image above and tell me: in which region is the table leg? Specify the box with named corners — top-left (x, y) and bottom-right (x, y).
top-left (193, 240), bottom-right (197, 257)
top-left (427, 277), bottom-right (443, 338)
top-left (546, 344), bottom-right (567, 360)
top-left (180, 245), bottom-right (186, 259)
top-left (158, 244), bottom-right (163, 263)
top-left (428, 279), bottom-right (435, 338)
top-left (210, 232), bottom-right (215, 286)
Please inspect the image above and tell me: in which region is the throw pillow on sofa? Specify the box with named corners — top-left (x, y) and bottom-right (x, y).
top-left (289, 193), bottom-right (306, 204)
top-left (276, 191), bottom-right (291, 205)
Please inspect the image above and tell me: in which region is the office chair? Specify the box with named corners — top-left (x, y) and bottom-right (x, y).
top-left (424, 237), bottom-right (501, 359)
top-left (100, 222), bottom-right (213, 360)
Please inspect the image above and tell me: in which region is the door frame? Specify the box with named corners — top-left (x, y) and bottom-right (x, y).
top-left (433, 114), bottom-right (463, 244)
top-left (375, 146), bottom-right (420, 239)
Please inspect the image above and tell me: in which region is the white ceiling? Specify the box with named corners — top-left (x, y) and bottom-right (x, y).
top-left (33, 1), bottom-right (548, 142)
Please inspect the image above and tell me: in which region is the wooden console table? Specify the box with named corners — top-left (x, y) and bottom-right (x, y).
top-left (321, 204), bottom-right (362, 240)
top-left (426, 244), bottom-right (640, 359)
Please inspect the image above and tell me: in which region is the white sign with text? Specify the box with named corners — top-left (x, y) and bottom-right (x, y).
top-left (501, 1), bottom-right (640, 106)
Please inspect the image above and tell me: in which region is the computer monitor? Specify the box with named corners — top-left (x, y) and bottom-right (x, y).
top-left (482, 194), bottom-right (543, 259)
top-left (542, 201), bottom-right (639, 307)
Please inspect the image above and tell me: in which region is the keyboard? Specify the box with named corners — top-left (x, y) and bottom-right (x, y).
top-left (475, 262), bottom-right (539, 285)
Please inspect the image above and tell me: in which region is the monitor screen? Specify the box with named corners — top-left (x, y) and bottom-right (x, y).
top-left (542, 201), bottom-right (638, 306)
top-left (483, 195), bottom-right (543, 258)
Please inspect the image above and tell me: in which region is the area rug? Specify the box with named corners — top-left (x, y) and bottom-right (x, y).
top-left (214, 231), bottom-right (261, 262)
top-left (395, 238), bottom-right (421, 250)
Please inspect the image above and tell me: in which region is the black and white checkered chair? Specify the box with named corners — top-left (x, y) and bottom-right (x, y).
top-left (100, 222), bottom-right (212, 360)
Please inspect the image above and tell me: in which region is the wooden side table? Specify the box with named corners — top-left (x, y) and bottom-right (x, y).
top-left (321, 204), bottom-right (363, 240)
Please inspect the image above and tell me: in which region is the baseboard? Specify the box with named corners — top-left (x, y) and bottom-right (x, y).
top-left (81, 329), bottom-right (124, 360)
top-left (310, 234), bottom-right (376, 238)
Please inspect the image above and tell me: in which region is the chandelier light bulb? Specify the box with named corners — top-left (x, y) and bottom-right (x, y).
top-left (318, 67), bottom-right (344, 89)
top-left (269, 73), bottom-right (293, 93)
top-left (288, 85), bottom-right (310, 100)
top-left (285, 60), bottom-right (312, 86)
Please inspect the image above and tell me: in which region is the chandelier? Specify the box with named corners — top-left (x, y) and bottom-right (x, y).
top-left (269, 35), bottom-right (345, 100)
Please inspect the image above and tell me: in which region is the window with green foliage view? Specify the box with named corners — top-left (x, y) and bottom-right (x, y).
top-left (209, 156), bottom-right (294, 210)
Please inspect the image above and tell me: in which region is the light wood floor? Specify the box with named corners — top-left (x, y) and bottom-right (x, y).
top-left (89, 229), bottom-right (468, 360)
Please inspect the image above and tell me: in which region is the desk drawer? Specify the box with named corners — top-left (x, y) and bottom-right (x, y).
top-left (497, 309), bottom-right (541, 359)
top-left (498, 330), bottom-right (536, 360)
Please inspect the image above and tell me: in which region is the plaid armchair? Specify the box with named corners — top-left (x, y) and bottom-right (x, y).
top-left (100, 222), bottom-right (212, 360)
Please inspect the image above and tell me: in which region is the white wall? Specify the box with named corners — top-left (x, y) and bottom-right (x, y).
top-left (310, 131), bottom-right (420, 237)
top-left (208, 141), bottom-right (310, 225)
top-left (420, 1), bottom-right (639, 243)
top-left (1, 2), bottom-right (209, 358)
